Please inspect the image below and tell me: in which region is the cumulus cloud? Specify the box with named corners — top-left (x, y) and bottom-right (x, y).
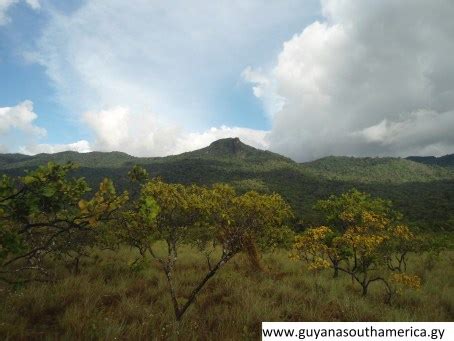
top-left (83, 106), bottom-right (182, 156)
top-left (0, 100), bottom-right (90, 154)
top-left (0, 100), bottom-right (46, 136)
top-left (19, 140), bottom-right (91, 154)
top-left (0, 0), bottom-right (40, 25)
top-left (83, 106), bottom-right (268, 156)
top-left (245, 0), bottom-right (454, 161)
top-left (241, 66), bottom-right (285, 117)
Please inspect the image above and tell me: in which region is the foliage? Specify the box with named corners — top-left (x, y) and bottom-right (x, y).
top-left (0, 162), bottom-right (128, 283)
top-left (314, 189), bottom-right (397, 232)
top-left (292, 190), bottom-right (423, 302)
top-left (304, 156), bottom-right (454, 183)
top-left (117, 177), bottom-right (293, 320)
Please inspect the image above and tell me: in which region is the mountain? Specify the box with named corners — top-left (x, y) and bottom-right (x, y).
top-left (1, 138), bottom-right (454, 231)
top-left (175, 137), bottom-right (293, 163)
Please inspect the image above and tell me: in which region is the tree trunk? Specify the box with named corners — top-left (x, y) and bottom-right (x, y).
top-left (175, 253), bottom-right (232, 321)
top-left (245, 239), bottom-right (263, 272)
top-left (73, 256), bottom-right (80, 275)
top-left (332, 260), bottom-right (339, 278)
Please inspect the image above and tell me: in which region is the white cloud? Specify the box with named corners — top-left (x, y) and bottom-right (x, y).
top-left (82, 106), bottom-right (182, 156)
top-left (241, 66), bottom-right (285, 117)
top-left (25, 0), bottom-right (39, 10)
top-left (0, 100), bottom-right (46, 136)
top-left (0, 0), bottom-right (18, 25)
top-left (83, 106), bottom-right (268, 156)
top-left (246, 0), bottom-right (454, 160)
top-left (0, 0), bottom-right (40, 25)
top-left (0, 100), bottom-right (91, 155)
top-left (0, 100), bottom-right (48, 153)
top-left (20, 140), bottom-right (91, 154)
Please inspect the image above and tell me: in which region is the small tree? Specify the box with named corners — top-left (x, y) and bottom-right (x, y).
top-left (293, 190), bottom-right (421, 302)
top-left (0, 162), bottom-right (128, 283)
top-left (120, 178), bottom-right (293, 321)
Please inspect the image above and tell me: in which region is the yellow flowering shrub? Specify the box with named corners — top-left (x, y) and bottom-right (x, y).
top-left (392, 224), bottom-right (414, 240)
top-left (303, 189), bottom-right (423, 301)
top-left (308, 258), bottom-right (331, 271)
top-left (390, 273), bottom-right (421, 290)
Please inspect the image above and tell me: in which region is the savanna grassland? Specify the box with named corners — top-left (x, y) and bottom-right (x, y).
top-left (0, 246), bottom-right (453, 340)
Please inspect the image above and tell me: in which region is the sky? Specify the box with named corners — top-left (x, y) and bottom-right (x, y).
top-left (1, 0), bottom-right (453, 161)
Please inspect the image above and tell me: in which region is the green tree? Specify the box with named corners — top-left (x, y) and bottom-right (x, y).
top-left (293, 190), bottom-right (421, 302)
top-left (0, 162), bottom-right (128, 283)
top-left (120, 178), bottom-right (293, 321)
top-left (313, 189), bottom-right (397, 277)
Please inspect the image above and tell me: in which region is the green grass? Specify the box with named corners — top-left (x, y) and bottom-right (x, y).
top-left (0, 246), bottom-right (453, 340)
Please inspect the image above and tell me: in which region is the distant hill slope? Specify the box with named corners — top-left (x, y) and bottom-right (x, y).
top-left (406, 154), bottom-right (454, 168)
top-left (302, 156), bottom-right (454, 183)
top-left (1, 138), bottom-right (454, 231)
top-left (0, 151), bottom-right (138, 169)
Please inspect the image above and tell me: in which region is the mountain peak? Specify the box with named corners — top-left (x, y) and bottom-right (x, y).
top-left (197, 137), bottom-right (258, 158)
top-left (176, 137), bottom-right (294, 164)
top-left (207, 137), bottom-right (245, 155)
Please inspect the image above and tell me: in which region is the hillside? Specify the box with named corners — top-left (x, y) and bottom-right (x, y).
top-left (0, 151), bottom-right (138, 169)
top-left (302, 156), bottom-right (454, 183)
top-left (1, 138), bottom-right (454, 231)
top-left (407, 154), bottom-right (454, 168)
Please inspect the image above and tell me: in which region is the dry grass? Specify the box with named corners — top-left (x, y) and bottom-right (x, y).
top-left (0, 245), bottom-right (453, 340)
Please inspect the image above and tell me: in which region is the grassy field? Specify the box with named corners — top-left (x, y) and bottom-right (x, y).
top-left (0, 245), bottom-right (453, 340)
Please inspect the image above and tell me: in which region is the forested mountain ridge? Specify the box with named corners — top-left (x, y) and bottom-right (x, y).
top-left (1, 138), bottom-right (453, 184)
top-left (406, 154), bottom-right (454, 168)
top-left (0, 151), bottom-right (137, 169)
top-left (0, 138), bottom-right (292, 169)
top-left (1, 138), bottom-right (454, 231)
top-left (303, 155), bottom-right (454, 183)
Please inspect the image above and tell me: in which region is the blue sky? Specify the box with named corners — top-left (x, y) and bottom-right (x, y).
top-left (0, 0), bottom-right (91, 145)
top-left (1, 0), bottom-right (453, 160)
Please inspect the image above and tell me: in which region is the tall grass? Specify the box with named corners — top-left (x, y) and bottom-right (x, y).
top-left (0, 246), bottom-right (453, 340)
